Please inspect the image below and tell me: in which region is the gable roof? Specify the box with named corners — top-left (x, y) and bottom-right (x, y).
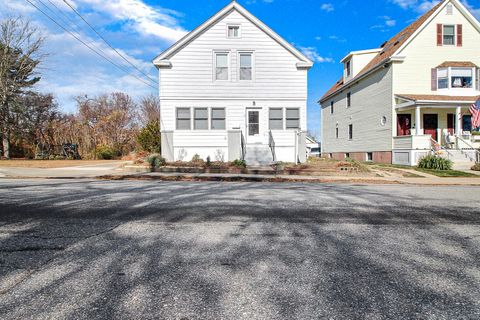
top-left (153, 1), bottom-right (313, 68)
top-left (320, 0), bottom-right (446, 103)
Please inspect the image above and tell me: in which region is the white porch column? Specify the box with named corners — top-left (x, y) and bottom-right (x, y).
top-left (455, 106), bottom-right (462, 135)
top-left (415, 106), bottom-right (421, 136)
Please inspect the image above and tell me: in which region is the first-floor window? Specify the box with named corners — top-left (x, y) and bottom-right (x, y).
top-left (194, 108), bottom-right (208, 130)
top-left (176, 108), bottom-right (191, 130)
top-left (463, 115), bottom-right (472, 132)
top-left (269, 108), bottom-right (283, 130)
top-left (330, 101), bottom-right (334, 114)
top-left (211, 108), bottom-right (226, 130)
top-left (348, 124), bottom-right (353, 140)
top-left (286, 108), bottom-right (300, 129)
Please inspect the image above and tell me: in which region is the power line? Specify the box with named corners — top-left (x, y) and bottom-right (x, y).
top-left (24, 0), bottom-right (158, 90)
top-left (62, 0), bottom-right (158, 85)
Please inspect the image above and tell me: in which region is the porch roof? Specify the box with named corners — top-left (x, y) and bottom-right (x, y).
top-left (436, 61), bottom-right (478, 68)
top-left (396, 94), bottom-right (480, 105)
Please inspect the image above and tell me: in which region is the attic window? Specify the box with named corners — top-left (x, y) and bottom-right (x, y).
top-left (227, 25), bottom-right (240, 38)
top-left (446, 4), bottom-right (453, 15)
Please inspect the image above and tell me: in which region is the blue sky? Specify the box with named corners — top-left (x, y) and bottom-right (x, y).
top-left (2, 0), bottom-right (480, 138)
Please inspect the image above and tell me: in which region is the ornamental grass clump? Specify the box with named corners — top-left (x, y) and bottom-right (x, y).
top-left (146, 153), bottom-right (166, 170)
top-left (418, 155), bottom-right (452, 171)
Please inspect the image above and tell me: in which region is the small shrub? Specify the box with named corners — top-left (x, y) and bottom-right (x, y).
top-left (471, 131), bottom-right (480, 136)
top-left (55, 155), bottom-right (65, 160)
top-left (231, 159), bottom-right (247, 168)
top-left (95, 145), bottom-right (115, 160)
top-left (190, 154), bottom-right (205, 167)
top-left (48, 154), bottom-right (55, 160)
top-left (471, 163), bottom-right (480, 171)
top-left (146, 153), bottom-right (166, 169)
top-left (206, 156), bottom-right (211, 167)
top-left (418, 155), bottom-right (452, 171)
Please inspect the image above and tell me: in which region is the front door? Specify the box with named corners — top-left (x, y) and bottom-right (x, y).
top-left (424, 114), bottom-right (438, 141)
top-left (246, 109), bottom-right (261, 143)
top-left (447, 114), bottom-right (455, 135)
top-left (397, 114), bottom-right (411, 136)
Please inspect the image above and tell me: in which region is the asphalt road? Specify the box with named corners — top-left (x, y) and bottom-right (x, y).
top-left (0, 179), bottom-right (479, 320)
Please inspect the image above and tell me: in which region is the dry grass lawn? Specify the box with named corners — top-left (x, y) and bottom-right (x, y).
top-left (0, 160), bottom-right (122, 168)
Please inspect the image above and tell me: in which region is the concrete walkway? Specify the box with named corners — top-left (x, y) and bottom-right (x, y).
top-left (1, 162), bottom-right (480, 185)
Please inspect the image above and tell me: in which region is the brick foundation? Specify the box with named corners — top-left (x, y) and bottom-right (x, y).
top-left (321, 151), bottom-right (392, 164)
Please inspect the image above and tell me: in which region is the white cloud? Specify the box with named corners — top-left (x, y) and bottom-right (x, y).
top-left (69, 0), bottom-right (188, 42)
top-left (320, 3), bottom-right (335, 12)
top-left (299, 46), bottom-right (334, 63)
top-left (390, 0), bottom-right (440, 13)
top-left (371, 15), bottom-right (397, 32)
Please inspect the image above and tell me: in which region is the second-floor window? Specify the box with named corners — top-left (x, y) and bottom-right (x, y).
top-left (215, 53), bottom-right (229, 81)
top-left (437, 67), bottom-right (473, 89)
top-left (348, 124), bottom-right (353, 140)
top-left (443, 25), bottom-right (455, 45)
top-left (347, 92), bottom-right (351, 108)
top-left (330, 101), bottom-right (334, 114)
top-left (239, 53), bottom-right (252, 81)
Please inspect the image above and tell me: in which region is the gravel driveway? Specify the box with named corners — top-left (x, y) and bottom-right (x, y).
top-left (0, 179), bottom-right (479, 319)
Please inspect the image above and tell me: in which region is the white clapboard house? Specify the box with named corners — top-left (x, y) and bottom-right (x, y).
top-left (320, 0), bottom-right (480, 168)
top-left (153, 1), bottom-right (313, 165)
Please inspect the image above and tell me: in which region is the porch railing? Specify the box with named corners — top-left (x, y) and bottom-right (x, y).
top-left (455, 135), bottom-right (480, 163)
top-left (240, 131), bottom-right (246, 161)
top-left (268, 130), bottom-right (277, 163)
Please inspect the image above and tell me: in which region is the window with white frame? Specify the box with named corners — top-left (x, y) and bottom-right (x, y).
top-left (451, 68), bottom-right (473, 88)
top-left (176, 108), bottom-right (191, 130)
top-left (239, 53), bottom-right (252, 81)
top-left (215, 53), bottom-right (229, 81)
top-left (348, 124), bottom-right (353, 140)
top-left (286, 108), bottom-right (300, 129)
top-left (346, 60), bottom-right (351, 77)
top-left (211, 108), bottom-right (226, 130)
top-left (227, 25), bottom-right (240, 38)
top-left (443, 25), bottom-right (455, 45)
top-left (438, 68), bottom-right (449, 89)
top-left (269, 108), bottom-right (283, 130)
top-left (194, 108), bottom-right (208, 130)
top-left (437, 67), bottom-right (474, 89)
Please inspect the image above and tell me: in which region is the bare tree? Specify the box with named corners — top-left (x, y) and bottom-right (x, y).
top-left (0, 17), bottom-right (44, 159)
top-left (139, 95), bottom-right (160, 126)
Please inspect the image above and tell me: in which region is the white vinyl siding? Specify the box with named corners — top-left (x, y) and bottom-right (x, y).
top-left (159, 10), bottom-right (307, 100)
top-left (211, 108), bottom-right (226, 130)
top-left (177, 108), bottom-right (191, 130)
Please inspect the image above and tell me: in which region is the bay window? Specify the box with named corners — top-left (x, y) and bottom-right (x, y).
top-left (436, 67), bottom-right (474, 90)
top-left (451, 68), bottom-right (472, 88)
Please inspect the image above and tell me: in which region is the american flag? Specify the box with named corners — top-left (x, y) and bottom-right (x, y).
top-left (470, 98), bottom-right (480, 129)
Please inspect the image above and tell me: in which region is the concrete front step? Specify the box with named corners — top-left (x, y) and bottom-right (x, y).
top-left (245, 144), bottom-right (274, 166)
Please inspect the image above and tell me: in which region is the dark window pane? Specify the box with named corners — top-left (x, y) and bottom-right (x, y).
top-left (177, 119), bottom-right (191, 130)
top-left (249, 124), bottom-right (259, 135)
top-left (212, 119), bottom-right (225, 130)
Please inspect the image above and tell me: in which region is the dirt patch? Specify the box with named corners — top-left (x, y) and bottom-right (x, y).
top-left (0, 160), bottom-right (122, 168)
